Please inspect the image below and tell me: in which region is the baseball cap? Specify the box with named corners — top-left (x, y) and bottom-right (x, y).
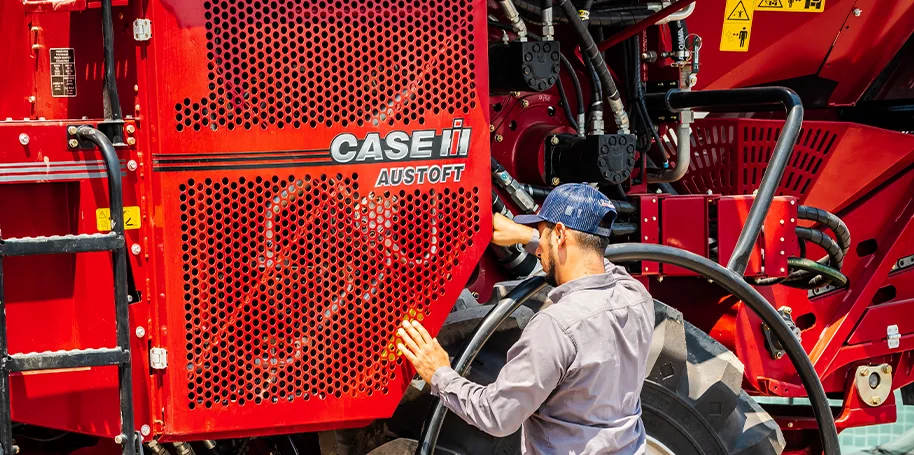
top-left (513, 183), bottom-right (617, 238)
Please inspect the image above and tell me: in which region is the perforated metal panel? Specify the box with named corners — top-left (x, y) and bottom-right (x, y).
top-left (671, 119), bottom-right (841, 200)
top-left (173, 0), bottom-right (478, 132)
top-left (150, 0), bottom-right (490, 439)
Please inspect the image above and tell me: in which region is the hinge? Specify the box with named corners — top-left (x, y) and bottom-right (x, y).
top-left (133, 19), bottom-right (152, 42)
top-left (150, 347), bottom-right (167, 370)
top-left (887, 325), bottom-right (901, 349)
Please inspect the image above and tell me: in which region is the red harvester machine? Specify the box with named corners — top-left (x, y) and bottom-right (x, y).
top-left (0, 0), bottom-right (913, 454)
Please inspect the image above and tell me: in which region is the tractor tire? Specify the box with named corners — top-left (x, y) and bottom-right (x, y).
top-left (434, 300), bottom-right (785, 455)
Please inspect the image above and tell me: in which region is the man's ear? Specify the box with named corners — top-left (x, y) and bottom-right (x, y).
top-left (553, 222), bottom-right (567, 247)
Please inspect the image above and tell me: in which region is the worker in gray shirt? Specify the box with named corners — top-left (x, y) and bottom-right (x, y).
top-left (397, 183), bottom-right (655, 455)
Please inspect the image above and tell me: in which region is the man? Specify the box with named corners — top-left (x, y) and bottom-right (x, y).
top-left (397, 183), bottom-right (655, 455)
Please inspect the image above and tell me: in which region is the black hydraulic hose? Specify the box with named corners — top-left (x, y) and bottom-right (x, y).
top-left (516, 183), bottom-right (636, 214)
top-left (555, 77), bottom-right (580, 133)
top-left (554, 0), bottom-right (630, 133)
top-left (416, 276), bottom-right (548, 455)
top-left (785, 257), bottom-right (848, 288)
top-left (649, 88), bottom-right (804, 275)
top-left (101, 0), bottom-right (123, 120)
top-left (416, 244), bottom-right (840, 455)
top-left (513, 0), bottom-right (655, 26)
top-left (559, 54), bottom-right (586, 135)
top-left (795, 227), bottom-right (844, 270)
top-left (798, 205), bottom-right (851, 256)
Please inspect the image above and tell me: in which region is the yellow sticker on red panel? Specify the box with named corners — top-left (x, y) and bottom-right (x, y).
top-left (756, 0), bottom-right (825, 12)
top-left (96, 206), bottom-right (142, 231)
top-left (720, 0), bottom-right (754, 52)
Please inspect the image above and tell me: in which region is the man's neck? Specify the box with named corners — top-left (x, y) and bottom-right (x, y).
top-left (557, 256), bottom-right (606, 285)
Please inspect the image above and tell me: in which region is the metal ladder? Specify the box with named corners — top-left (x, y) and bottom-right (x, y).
top-left (0, 127), bottom-right (137, 455)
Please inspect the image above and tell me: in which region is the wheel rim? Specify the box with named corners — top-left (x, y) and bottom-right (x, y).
top-left (646, 434), bottom-right (676, 455)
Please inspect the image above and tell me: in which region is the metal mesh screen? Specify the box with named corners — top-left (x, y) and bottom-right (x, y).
top-left (178, 173), bottom-right (481, 409)
top-left (173, 0), bottom-right (478, 132)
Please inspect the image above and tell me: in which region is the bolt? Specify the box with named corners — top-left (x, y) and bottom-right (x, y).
top-left (471, 291), bottom-right (480, 299)
top-left (782, 307), bottom-right (792, 315)
top-left (861, 367), bottom-right (870, 376)
top-left (780, 237), bottom-right (785, 242)
top-left (776, 351), bottom-right (784, 359)
top-left (872, 396), bottom-right (881, 405)
top-left (68, 139), bottom-right (79, 148)
top-left (67, 126), bottom-right (78, 135)
top-left (141, 424), bottom-right (151, 436)
top-left (521, 100), bottom-right (530, 108)
top-left (883, 365), bottom-right (893, 374)
top-left (790, 200), bottom-right (796, 205)
top-left (550, 136), bottom-right (560, 145)
top-left (853, 8), bottom-right (862, 16)
top-left (18, 133), bottom-right (29, 146)
top-left (127, 160), bottom-right (138, 171)
top-left (790, 218), bottom-right (795, 223)
top-left (657, 276), bottom-right (664, 282)
top-left (781, 250), bottom-right (785, 255)
top-left (115, 435), bottom-right (125, 444)
top-left (136, 326), bottom-right (146, 338)
top-left (652, 198), bottom-right (657, 203)
top-left (135, 104), bottom-right (141, 112)
top-left (131, 243), bottom-right (142, 255)
top-left (644, 236), bottom-right (649, 240)
top-left (551, 177), bottom-right (561, 185)
top-left (652, 216), bottom-right (657, 221)
top-left (780, 268), bottom-right (786, 273)
top-left (494, 134), bottom-right (503, 142)
top-left (779, 219), bottom-right (785, 225)
top-left (127, 137), bottom-right (137, 146)
top-left (787, 422), bottom-right (794, 428)
top-left (126, 124), bottom-right (136, 134)
top-left (644, 267), bottom-right (649, 272)
top-left (134, 85), bottom-right (140, 93)
top-left (511, 91), bottom-right (521, 98)
top-left (28, 96), bottom-right (36, 104)
top-left (489, 124), bottom-right (495, 132)
top-left (644, 218), bottom-right (649, 222)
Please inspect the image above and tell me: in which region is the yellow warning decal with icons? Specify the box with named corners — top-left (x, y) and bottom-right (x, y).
top-left (720, 0), bottom-right (753, 52)
top-left (757, 0), bottom-right (825, 12)
top-left (96, 206), bottom-right (142, 231)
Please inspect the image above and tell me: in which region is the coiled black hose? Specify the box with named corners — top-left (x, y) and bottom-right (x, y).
top-left (798, 205), bottom-right (851, 256)
top-left (796, 227), bottom-right (844, 270)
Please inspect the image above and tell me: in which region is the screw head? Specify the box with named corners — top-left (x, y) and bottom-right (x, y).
top-left (68, 139), bottom-right (79, 148)
top-left (114, 435), bottom-right (125, 444)
top-left (127, 160), bottom-right (138, 171)
top-left (494, 134), bottom-right (503, 142)
top-left (127, 137), bottom-right (137, 146)
top-left (18, 133), bottom-right (30, 145)
top-left (140, 425), bottom-right (151, 436)
top-left (489, 124), bottom-right (495, 132)
top-left (136, 326), bottom-right (146, 338)
top-left (776, 351), bottom-right (784, 359)
top-left (883, 365), bottom-right (893, 374)
top-left (28, 96), bottom-right (36, 103)
top-left (551, 177), bottom-right (561, 185)
top-left (126, 124), bottom-right (136, 134)
top-left (871, 396), bottom-right (881, 405)
top-left (521, 100), bottom-right (530, 108)
top-left (550, 136), bottom-right (560, 145)
top-left (67, 126), bottom-right (78, 135)
top-left (131, 244), bottom-right (142, 255)
top-left (853, 8), bottom-right (862, 16)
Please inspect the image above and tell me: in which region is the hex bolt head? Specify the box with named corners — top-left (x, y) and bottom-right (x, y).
top-left (140, 425), bottom-right (151, 436)
top-left (860, 367), bottom-right (870, 376)
top-left (489, 124), bottom-right (495, 132)
top-left (68, 139), bottom-right (79, 148)
top-left (126, 124), bottom-right (136, 134)
top-left (550, 136), bottom-right (560, 145)
top-left (127, 160), bottom-right (138, 171)
top-left (127, 137), bottom-right (137, 146)
top-left (871, 396), bottom-right (881, 405)
top-left (494, 134), bottom-right (504, 142)
top-left (131, 244), bottom-right (142, 255)
top-left (521, 100), bottom-right (530, 108)
top-left (136, 326), bottom-right (146, 338)
top-left (18, 133), bottom-right (29, 146)
top-left (67, 126), bottom-right (78, 135)
top-left (853, 8), bottom-right (862, 16)
top-left (114, 435), bottom-right (125, 444)
top-left (551, 177), bottom-right (561, 185)
top-left (883, 365), bottom-right (893, 374)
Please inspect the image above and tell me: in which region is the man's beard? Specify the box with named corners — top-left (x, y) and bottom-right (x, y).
top-left (544, 248), bottom-right (559, 287)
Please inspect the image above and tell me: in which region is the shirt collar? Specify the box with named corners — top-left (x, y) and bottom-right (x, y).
top-left (547, 272), bottom-right (616, 302)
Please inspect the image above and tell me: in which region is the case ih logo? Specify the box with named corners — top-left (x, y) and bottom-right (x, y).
top-left (330, 119), bottom-right (471, 163)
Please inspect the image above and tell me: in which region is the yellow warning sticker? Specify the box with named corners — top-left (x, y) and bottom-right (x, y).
top-left (96, 206), bottom-right (142, 231)
top-left (720, 0), bottom-right (754, 52)
top-left (757, 0), bottom-right (825, 12)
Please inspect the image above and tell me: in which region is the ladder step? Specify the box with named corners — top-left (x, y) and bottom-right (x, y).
top-left (6, 347), bottom-right (129, 372)
top-left (0, 233), bottom-right (123, 257)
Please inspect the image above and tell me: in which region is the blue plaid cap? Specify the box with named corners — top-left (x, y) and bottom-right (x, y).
top-left (513, 183), bottom-right (616, 238)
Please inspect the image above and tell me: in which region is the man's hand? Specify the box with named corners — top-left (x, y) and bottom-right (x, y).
top-left (492, 213), bottom-right (536, 246)
top-left (397, 320), bottom-right (451, 384)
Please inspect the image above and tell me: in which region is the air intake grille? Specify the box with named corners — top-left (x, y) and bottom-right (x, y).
top-left (179, 174), bottom-right (480, 409)
top-left (173, 0), bottom-right (477, 132)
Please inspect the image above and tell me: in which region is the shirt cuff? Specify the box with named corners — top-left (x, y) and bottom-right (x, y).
top-left (430, 366), bottom-right (461, 396)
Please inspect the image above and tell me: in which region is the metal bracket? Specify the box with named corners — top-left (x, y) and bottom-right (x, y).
top-left (133, 19), bottom-right (152, 41)
top-left (855, 364), bottom-right (892, 406)
top-left (762, 306), bottom-right (801, 359)
top-left (888, 325), bottom-right (901, 349)
top-left (149, 347), bottom-right (167, 370)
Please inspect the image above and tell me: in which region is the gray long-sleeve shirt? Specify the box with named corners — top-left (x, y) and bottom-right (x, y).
top-left (431, 264), bottom-right (655, 455)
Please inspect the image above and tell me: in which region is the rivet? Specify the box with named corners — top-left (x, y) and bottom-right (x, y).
top-left (790, 218), bottom-right (795, 223)
top-left (781, 250), bottom-right (785, 255)
top-left (140, 425), bottom-right (150, 436)
top-left (126, 124), bottom-right (136, 134)
top-left (644, 236), bottom-right (649, 240)
top-left (127, 137), bottom-right (137, 146)
top-left (644, 267), bottom-right (649, 272)
top-left (652, 198), bottom-right (657, 203)
top-left (790, 200), bottom-right (796, 205)
top-left (644, 218), bottom-right (649, 222)
top-left (780, 268), bottom-right (785, 273)
top-left (787, 422), bottom-right (794, 428)
top-left (780, 219), bottom-right (785, 225)
top-left (652, 216), bottom-right (657, 221)
top-left (780, 237), bottom-right (785, 242)
top-left (136, 326), bottom-right (146, 338)
top-left (131, 244), bottom-right (142, 255)
top-left (18, 133), bottom-right (29, 146)
top-left (134, 85), bottom-right (140, 93)
top-left (68, 139), bottom-right (79, 148)
top-left (127, 160), bottom-right (138, 171)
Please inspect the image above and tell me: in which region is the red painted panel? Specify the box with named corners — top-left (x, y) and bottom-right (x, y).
top-left (661, 195), bottom-right (708, 276)
top-left (634, 194), bottom-right (660, 275)
top-left (848, 298), bottom-right (914, 346)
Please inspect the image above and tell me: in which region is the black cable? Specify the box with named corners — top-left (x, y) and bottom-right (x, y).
top-left (555, 77), bottom-right (580, 133)
top-left (798, 205), bottom-right (851, 256)
top-left (101, 0), bottom-right (123, 120)
top-left (513, 0), bottom-right (654, 26)
top-left (795, 227), bottom-right (844, 270)
top-left (784, 257), bottom-right (848, 288)
top-left (559, 54), bottom-right (586, 134)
